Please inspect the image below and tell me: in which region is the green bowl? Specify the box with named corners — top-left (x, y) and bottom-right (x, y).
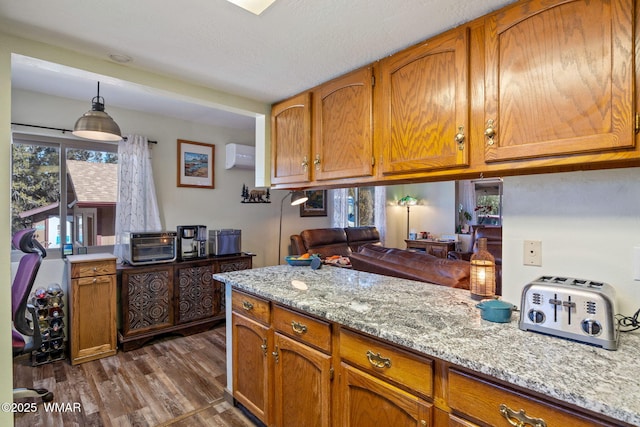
top-left (284, 256), bottom-right (314, 266)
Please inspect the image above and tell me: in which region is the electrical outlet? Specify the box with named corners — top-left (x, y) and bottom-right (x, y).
top-left (524, 240), bottom-right (542, 266)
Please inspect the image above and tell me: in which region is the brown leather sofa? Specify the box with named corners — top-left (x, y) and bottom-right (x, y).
top-left (448, 225), bottom-right (502, 294)
top-left (290, 226), bottom-right (470, 289)
top-left (290, 226), bottom-right (381, 258)
top-left (350, 244), bottom-right (470, 289)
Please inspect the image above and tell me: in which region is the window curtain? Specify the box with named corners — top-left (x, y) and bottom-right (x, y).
top-left (113, 134), bottom-right (161, 261)
top-left (373, 186), bottom-right (387, 245)
top-left (458, 180), bottom-right (476, 225)
top-left (331, 188), bottom-right (349, 228)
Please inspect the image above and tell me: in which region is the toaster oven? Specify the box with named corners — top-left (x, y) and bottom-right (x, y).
top-left (519, 276), bottom-right (619, 350)
top-left (120, 231), bottom-right (177, 265)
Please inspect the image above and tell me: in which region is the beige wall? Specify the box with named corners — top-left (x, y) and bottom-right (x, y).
top-left (0, 33), bottom-right (13, 427)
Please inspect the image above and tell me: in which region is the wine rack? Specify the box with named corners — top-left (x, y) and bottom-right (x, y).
top-left (31, 284), bottom-right (66, 366)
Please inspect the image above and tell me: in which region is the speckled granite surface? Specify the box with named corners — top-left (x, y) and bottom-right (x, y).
top-left (214, 265), bottom-right (640, 426)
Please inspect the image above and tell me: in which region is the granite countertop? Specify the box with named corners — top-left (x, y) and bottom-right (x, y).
top-left (214, 265), bottom-right (640, 426)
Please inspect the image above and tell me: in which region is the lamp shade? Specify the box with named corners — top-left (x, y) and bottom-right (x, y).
top-left (290, 191), bottom-right (308, 206)
top-left (72, 82), bottom-right (122, 141)
top-left (469, 237), bottom-right (496, 300)
top-left (398, 195), bottom-right (417, 206)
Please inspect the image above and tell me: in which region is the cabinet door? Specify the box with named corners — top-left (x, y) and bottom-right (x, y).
top-left (232, 313), bottom-right (272, 425)
top-left (379, 27), bottom-right (469, 175)
top-left (175, 262), bottom-right (219, 324)
top-left (121, 267), bottom-right (173, 335)
top-left (271, 92), bottom-right (312, 185)
top-left (272, 333), bottom-right (332, 427)
top-left (341, 363), bottom-right (432, 427)
top-left (483, 0), bottom-right (634, 162)
top-left (313, 66), bottom-right (374, 180)
top-left (70, 274), bottom-right (117, 364)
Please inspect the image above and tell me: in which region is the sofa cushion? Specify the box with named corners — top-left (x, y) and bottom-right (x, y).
top-left (300, 228), bottom-right (351, 258)
top-left (345, 226), bottom-right (381, 253)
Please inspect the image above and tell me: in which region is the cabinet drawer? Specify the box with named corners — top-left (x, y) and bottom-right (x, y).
top-left (232, 290), bottom-right (270, 325)
top-left (339, 328), bottom-right (433, 398)
top-left (272, 305), bottom-right (331, 353)
top-left (448, 369), bottom-right (613, 427)
top-left (71, 261), bottom-right (116, 278)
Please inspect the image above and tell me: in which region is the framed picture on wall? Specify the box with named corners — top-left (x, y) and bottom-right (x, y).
top-left (300, 190), bottom-right (327, 217)
top-left (177, 139), bottom-right (215, 188)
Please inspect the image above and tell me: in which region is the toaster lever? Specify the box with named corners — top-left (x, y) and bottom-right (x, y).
top-left (563, 297), bottom-right (576, 324)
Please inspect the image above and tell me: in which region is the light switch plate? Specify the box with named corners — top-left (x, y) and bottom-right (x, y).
top-left (524, 240), bottom-right (542, 266)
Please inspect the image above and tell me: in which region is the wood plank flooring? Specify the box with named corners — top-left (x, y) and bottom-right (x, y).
top-left (13, 326), bottom-right (258, 427)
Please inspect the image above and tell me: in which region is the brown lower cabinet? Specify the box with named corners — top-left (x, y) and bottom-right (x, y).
top-left (231, 291), bottom-right (332, 427)
top-left (118, 254), bottom-right (252, 351)
top-left (230, 289), bottom-right (631, 427)
top-left (67, 254), bottom-right (118, 365)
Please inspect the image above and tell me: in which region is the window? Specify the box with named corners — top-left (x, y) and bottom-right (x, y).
top-left (456, 179), bottom-right (502, 232)
top-left (348, 186), bottom-right (376, 227)
top-left (474, 180), bottom-right (502, 225)
top-left (11, 134), bottom-right (118, 257)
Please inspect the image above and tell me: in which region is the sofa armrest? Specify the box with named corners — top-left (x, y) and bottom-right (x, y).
top-left (290, 234), bottom-right (306, 256)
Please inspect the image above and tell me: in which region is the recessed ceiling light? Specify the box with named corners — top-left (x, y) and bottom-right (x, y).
top-left (108, 53), bottom-right (132, 64)
top-left (225, 0), bottom-right (276, 15)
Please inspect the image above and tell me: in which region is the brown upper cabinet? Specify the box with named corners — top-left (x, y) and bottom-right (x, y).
top-left (313, 66), bottom-right (375, 181)
top-left (378, 26), bottom-right (470, 175)
top-left (270, 0), bottom-right (639, 189)
top-left (270, 92), bottom-right (312, 185)
top-left (483, 0), bottom-right (635, 162)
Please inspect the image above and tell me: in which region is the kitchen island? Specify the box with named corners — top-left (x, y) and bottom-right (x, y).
top-left (214, 265), bottom-right (640, 426)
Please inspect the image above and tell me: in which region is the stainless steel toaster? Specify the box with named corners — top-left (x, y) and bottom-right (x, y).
top-left (519, 276), bottom-right (619, 350)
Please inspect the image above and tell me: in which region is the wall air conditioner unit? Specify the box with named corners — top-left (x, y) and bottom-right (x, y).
top-left (225, 143), bottom-right (255, 170)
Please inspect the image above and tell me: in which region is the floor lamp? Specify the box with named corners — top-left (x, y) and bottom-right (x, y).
top-left (398, 195), bottom-right (418, 240)
top-left (278, 191), bottom-right (308, 264)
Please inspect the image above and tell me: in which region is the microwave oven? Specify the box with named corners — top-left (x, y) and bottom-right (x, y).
top-left (120, 231), bottom-right (177, 265)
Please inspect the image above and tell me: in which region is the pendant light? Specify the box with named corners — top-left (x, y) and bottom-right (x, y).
top-left (73, 82), bottom-right (122, 141)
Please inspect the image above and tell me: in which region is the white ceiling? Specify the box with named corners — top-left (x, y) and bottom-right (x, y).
top-left (1, 0), bottom-right (515, 131)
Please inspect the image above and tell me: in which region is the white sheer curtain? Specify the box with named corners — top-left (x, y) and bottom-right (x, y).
top-left (458, 180), bottom-right (476, 225)
top-left (373, 186), bottom-right (387, 245)
top-left (331, 188), bottom-right (349, 228)
top-left (113, 134), bottom-right (161, 261)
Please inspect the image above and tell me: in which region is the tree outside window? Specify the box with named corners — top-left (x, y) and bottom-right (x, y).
top-left (11, 136), bottom-right (118, 255)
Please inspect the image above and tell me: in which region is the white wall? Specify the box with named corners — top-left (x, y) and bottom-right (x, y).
top-left (385, 181), bottom-right (456, 248)
top-left (501, 168), bottom-right (640, 316)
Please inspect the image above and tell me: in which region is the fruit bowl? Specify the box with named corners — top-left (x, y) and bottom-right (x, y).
top-left (284, 255), bottom-right (314, 266)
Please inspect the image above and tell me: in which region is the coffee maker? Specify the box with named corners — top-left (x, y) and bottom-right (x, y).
top-left (177, 225), bottom-right (207, 260)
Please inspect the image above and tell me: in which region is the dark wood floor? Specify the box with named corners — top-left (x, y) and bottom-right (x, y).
top-left (13, 326), bottom-right (257, 427)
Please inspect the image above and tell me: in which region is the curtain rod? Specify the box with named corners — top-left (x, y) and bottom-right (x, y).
top-left (10, 122), bottom-right (158, 144)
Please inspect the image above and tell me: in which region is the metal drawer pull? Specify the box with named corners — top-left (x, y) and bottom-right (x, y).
top-left (366, 350), bottom-right (391, 369)
top-left (242, 301), bottom-right (254, 311)
top-left (291, 320), bottom-right (307, 334)
top-left (272, 346), bottom-right (279, 364)
top-left (499, 404), bottom-right (546, 427)
top-left (261, 338), bottom-right (267, 356)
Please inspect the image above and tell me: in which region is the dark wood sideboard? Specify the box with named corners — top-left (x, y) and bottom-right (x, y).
top-left (117, 253), bottom-right (253, 351)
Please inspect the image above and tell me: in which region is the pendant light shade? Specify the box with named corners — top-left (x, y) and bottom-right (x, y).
top-left (73, 82), bottom-right (122, 141)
